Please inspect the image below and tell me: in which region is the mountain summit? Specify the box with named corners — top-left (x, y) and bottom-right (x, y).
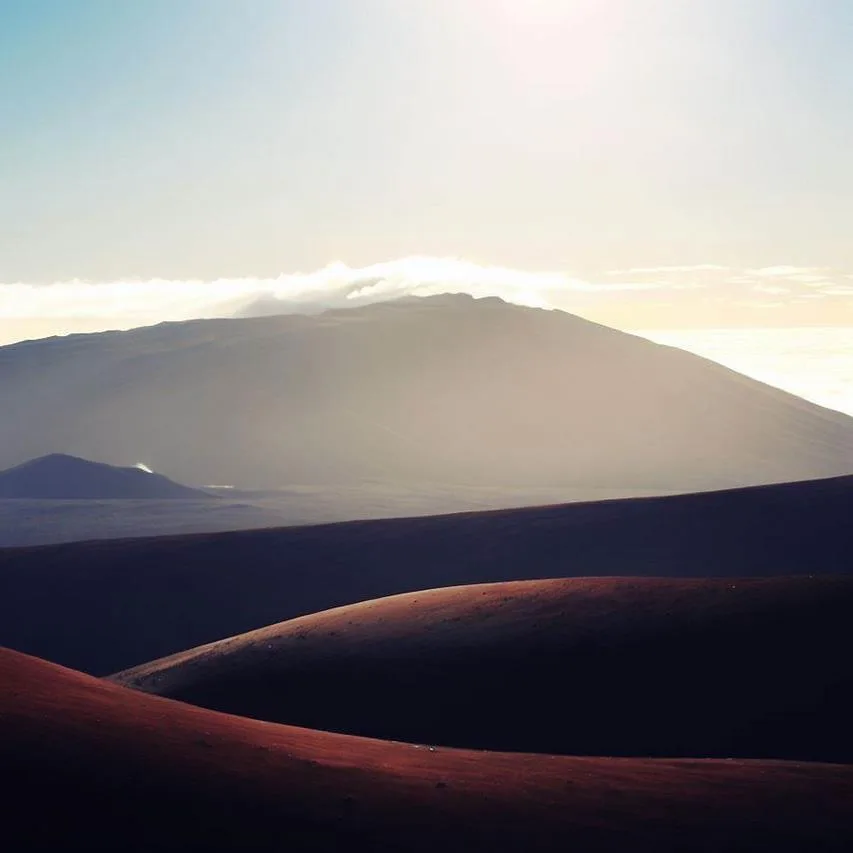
top-left (0, 295), bottom-right (851, 490)
top-left (0, 453), bottom-right (210, 499)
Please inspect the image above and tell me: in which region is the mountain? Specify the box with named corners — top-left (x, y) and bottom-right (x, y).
top-left (0, 295), bottom-right (851, 491)
top-left (112, 576), bottom-right (853, 763)
top-left (0, 453), bottom-right (211, 499)
top-left (1, 473), bottom-right (850, 675)
top-left (4, 648), bottom-right (853, 853)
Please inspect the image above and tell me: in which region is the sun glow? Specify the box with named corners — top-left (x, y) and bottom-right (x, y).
top-left (484, 0), bottom-right (631, 95)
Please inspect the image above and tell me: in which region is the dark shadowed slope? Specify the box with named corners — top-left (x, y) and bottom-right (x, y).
top-left (3, 649), bottom-right (853, 853)
top-left (1, 295), bottom-right (852, 491)
top-left (1, 473), bottom-right (851, 675)
top-left (0, 453), bottom-right (211, 499)
top-left (0, 496), bottom-right (284, 547)
top-left (113, 577), bottom-right (853, 763)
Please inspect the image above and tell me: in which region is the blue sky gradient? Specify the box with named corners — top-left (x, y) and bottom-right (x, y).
top-left (2, 0), bottom-right (853, 282)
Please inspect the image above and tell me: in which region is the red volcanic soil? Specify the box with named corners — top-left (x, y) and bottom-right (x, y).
top-left (113, 577), bottom-right (853, 763)
top-left (1, 473), bottom-right (852, 676)
top-left (3, 647), bottom-right (853, 853)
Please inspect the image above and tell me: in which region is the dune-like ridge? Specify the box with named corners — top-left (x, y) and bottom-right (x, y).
top-left (2, 473), bottom-right (852, 675)
top-left (113, 576), bottom-right (853, 763)
top-left (4, 646), bottom-right (853, 852)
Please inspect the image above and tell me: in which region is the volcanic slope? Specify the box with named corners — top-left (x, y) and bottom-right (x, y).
top-left (1, 473), bottom-right (851, 676)
top-left (113, 576), bottom-right (853, 764)
top-left (2, 295), bottom-right (852, 491)
top-left (0, 453), bottom-right (211, 499)
top-left (4, 648), bottom-right (853, 852)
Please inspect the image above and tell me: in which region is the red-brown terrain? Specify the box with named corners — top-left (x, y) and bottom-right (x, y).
top-left (1, 473), bottom-right (851, 676)
top-left (113, 577), bottom-right (853, 763)
top-left (3, 469), bottom-right (851, 848)
top-left (3, 647), bottom-right (853, 852)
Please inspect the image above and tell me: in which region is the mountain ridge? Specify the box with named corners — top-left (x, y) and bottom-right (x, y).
top-left (1, 295), bottom-right (851, 491)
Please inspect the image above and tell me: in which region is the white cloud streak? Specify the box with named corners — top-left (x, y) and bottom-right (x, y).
top-left (752, 283), bottom-right (792, 295)
top-left (605, 264), bottom-right (730, 275)
top-left (750, 265), bottom-right (828, 278)
top-left (1, 257), bottom-right (850, 346)
top-left (0, 257), bottom-right (667, 326)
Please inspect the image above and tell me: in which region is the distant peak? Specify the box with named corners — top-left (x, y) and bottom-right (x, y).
top-left (33, 453), bottom-right (83, 463)
top-left (0, 453), bottom-right (209, 500)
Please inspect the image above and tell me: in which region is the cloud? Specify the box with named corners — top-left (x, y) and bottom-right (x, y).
top-left (0, 278), bottom-right (262, 321)
top-left (0, 257), bottom-right (669, 330)
top-left (789, 274), bottom-right (831, 284)
top-left (605, 264), bottom-right (730, 275)
top-left (750, 265), bottom-right (828, 279)
top-left (752, 284), bottom-right (792, 295)
top-left (1, 256), bottom-right (851, 345)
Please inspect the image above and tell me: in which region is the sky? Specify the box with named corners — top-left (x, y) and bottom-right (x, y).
top-left (1, 0), bottom-right (852, 403)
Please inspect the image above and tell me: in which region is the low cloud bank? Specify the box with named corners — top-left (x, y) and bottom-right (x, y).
top-left (1, 256), bottom-right (850, 346)
top-left (0, 257), bottom-right (665, 344)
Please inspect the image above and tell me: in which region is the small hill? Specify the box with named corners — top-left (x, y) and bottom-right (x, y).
top-left (0, 453), bottom-right (211, 499)
top-left (0, 473), bottom-right (850, 676)
top-left (113, 577), bottom-right (853, 763)
top-left (3, 648), bottom-right (853, 852)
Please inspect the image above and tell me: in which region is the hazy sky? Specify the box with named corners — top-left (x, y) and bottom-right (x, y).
top-left (1, 0), bottom-right (852, 339)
